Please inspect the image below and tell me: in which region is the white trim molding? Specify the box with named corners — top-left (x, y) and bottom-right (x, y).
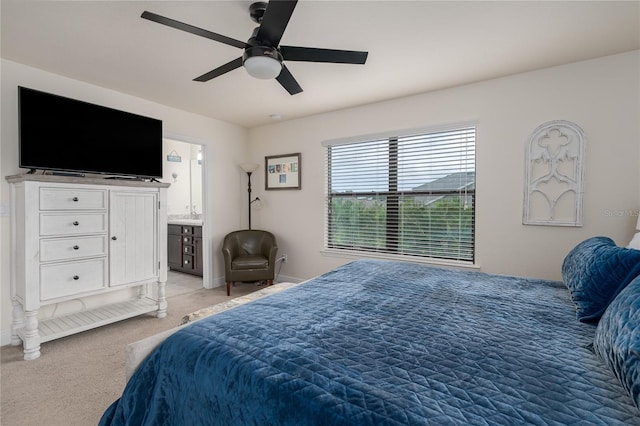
top-left (523, 120), bottom-right (585, 227)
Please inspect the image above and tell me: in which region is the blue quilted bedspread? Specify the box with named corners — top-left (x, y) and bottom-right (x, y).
top-left (100, 260), bottom-right (640, 425)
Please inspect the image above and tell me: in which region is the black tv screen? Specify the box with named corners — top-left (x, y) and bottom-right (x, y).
top-left (18, 86), bottom-right (163, 179)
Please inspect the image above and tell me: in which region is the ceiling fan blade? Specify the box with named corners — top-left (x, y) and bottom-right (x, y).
top-left (141, 11), bottom-right (248, 49)
top-left (256, 1), bottom-right (297, 47)
top-left (194, 57), bottom-right (243, 82)
top-left (276, 64), bottom-right (303, 95)
top-left (280, 46), bottom-right (368, 64)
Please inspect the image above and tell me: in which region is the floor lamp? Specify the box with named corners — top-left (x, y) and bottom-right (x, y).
top-left (240, 163), bottom-right (260, 229)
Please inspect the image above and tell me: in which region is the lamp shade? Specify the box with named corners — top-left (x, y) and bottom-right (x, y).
top-left (244, 56), bottom-right (282, 79)
top-left (243, 46), bottom-right (283, 80)
top-left (240, 163), bottom-right (260, 173)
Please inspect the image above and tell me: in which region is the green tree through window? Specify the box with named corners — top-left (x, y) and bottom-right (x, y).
top-left (325, 125), bottom-right (475, 262)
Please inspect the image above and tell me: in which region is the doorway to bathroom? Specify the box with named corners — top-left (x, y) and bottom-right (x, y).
top-left (163, 137), bottom-right (205, 293)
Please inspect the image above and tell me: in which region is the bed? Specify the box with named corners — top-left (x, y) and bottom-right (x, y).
top-left (100, 236), bottom-right (640, 425)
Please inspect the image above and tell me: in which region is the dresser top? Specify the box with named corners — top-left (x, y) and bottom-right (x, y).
top-left (6, 173), bottom-right (171, 188)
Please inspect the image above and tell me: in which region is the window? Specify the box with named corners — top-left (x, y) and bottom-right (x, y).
top-left (324, 124), bottom-right (476, 262)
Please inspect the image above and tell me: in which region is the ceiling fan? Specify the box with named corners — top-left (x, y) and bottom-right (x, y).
top-left (141, 1), bottom-right (368, 95)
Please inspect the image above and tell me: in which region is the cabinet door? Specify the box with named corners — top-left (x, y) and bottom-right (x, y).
top-left (168, 233), bottom-right (183, 270)
top-left (193, 237), bottom-right (203, 276)
top-left (109, 191), bottom-right (158, 286)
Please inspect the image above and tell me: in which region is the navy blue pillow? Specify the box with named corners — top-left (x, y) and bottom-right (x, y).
top-left (561, 236), bottom-right (640, 322)
top-left (594, 275), bottom-right (640, 409)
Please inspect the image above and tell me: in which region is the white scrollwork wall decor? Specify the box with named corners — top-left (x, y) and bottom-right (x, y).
top-left (524, 120), bottom-right (585, 226)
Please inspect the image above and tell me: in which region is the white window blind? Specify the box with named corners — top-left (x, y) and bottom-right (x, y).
top-left (324, 124), bottom-right (476, 262)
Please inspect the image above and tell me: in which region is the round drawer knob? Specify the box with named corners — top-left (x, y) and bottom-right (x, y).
top-left (72, 197), bottom-right (79, 202)
top-left (73, 221), bottom-right (79, 226)
top-left (112, 236), bottom-right (117, 241)
top-left (73, 245), bottom-right (79, 250)
top-left (73, 275), bottom-right (79, 280)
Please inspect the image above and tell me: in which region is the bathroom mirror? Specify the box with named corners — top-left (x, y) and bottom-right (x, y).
top-left (190, 156), bottom-right (202, 215)
top-left (164, 138), bottom-right (203, 219)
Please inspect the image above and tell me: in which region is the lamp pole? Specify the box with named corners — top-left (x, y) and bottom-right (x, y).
top-left (247, 171), bottom-right (253, 230)
top-left (240, 163), bottom-right (260, 230)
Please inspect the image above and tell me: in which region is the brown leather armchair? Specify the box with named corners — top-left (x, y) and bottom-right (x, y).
top-left (221, 230), bottom-right (278, 296)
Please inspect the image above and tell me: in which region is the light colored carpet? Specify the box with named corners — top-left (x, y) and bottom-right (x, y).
top-left (0, 272), bottom-right (267, 426)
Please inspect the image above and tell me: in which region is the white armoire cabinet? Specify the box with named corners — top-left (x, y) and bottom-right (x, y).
top-left (6, 174), bottom-right (170, 360)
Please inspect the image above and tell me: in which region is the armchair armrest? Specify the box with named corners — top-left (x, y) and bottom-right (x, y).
top-left (259, 235), bottom-right (278, 266)
top-left (222, 236), bottom-right (240, 277)
top-left (268, 245), bottom-right (278, 267)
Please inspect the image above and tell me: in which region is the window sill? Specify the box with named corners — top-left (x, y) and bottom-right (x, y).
top-left (320, 248), bottom-right (480, 271)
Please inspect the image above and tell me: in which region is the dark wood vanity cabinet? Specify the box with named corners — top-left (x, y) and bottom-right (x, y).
top-left (168, 224), bottom-right (203, 276)
top-left (168, 228), bottom-right (183, 271)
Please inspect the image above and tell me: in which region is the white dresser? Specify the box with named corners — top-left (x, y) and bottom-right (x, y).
top-left (6, 174), bottom-right (170, 360)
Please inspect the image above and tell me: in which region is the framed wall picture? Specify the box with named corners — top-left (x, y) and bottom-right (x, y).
top-left (265, 153), bottom-right (301, 190)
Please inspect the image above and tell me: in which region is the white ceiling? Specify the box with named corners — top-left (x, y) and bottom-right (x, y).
top-left (2, 1), bottom-right (639, 128)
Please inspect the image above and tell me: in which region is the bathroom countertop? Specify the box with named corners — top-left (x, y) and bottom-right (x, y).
top-left (168, 218), bottom-right (203, 226)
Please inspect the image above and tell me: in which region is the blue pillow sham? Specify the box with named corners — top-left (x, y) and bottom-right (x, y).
top-left (594, 275), bottom-right (640, 409)
top-left (561, 236), bottom-right (640, 322)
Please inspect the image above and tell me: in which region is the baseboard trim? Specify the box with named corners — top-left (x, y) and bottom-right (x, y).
top-left (1, 328), bottom-right (15, 347)
top-left (276, 274), bottom-right (304, 284)
top-left (206, 274), bottom-right (304, 290)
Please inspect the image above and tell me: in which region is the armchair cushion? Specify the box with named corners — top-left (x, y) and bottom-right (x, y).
top-left (232, 255), bottom-right (269, 270)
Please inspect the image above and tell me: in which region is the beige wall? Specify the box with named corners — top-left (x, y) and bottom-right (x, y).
top-left (247, 51), bottom-right (640, 284)
top-left (0, 60), bottom-right (249, 345)
top-left (1, 51), bottom-right (638, 345)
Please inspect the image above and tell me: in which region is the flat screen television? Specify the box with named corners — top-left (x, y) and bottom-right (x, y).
top-left (18, 86), bottom-right (163, 179)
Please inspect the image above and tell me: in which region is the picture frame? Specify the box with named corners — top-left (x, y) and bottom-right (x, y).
top-left (265, 153), bottom-right (301, 190)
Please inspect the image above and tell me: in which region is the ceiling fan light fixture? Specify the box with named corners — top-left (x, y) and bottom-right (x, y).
top-left (142, 1), bottom-right (368, 94)
top-left (243, 46), bottom-right (282, 79)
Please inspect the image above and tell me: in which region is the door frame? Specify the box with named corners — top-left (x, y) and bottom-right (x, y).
top-left (164, 132), bottom-right (211, 289)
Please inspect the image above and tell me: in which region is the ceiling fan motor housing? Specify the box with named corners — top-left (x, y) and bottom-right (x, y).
top-left (249, 2), bottom-right (268, 23)
top-left (243, 45), bottom-right (282, 64)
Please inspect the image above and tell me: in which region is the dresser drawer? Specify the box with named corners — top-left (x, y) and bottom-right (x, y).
top-left (40, 212), bottom-right (107, 236)
top-left (40, 235), bottom-right (108, 262)
top-left (168, 224), bottom-right (182, 236)
top-left (182, 254), bottom-right (194, 268)
top-left (40, 258), bottom-right (107, 301)
top-left (40, 187), bottom-right (107, 211)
